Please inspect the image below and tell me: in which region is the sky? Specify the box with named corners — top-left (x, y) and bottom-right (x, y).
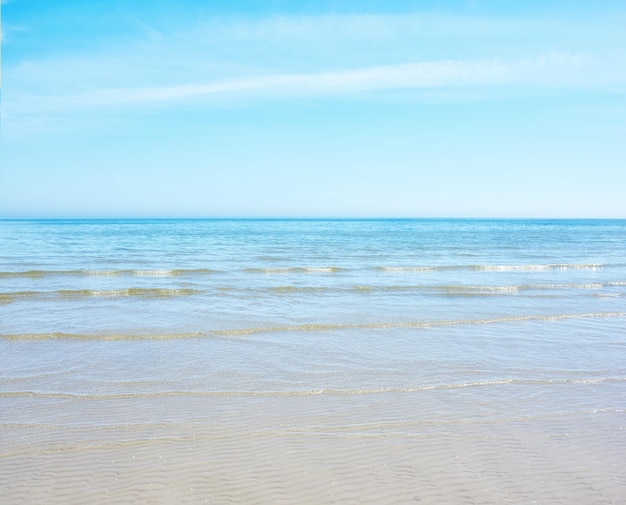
top-left (1, 0), bottom-right (625, 218)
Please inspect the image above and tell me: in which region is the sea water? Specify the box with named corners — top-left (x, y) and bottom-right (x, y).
top-left (1, 219), bottom-right (625, 504)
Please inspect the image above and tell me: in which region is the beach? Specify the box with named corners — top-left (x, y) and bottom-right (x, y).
top-left (1, 219), bottom-right (625, 503)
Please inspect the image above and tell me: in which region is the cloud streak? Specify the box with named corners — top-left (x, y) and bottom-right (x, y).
top-left (59, 52), bottom-right (596, 107)
top-left (3, 9), bottom-right (625, 138)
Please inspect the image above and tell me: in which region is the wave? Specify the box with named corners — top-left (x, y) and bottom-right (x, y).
top-left (3, 312), bottom-right (624, 340)
top-left (0, 332), bottom-right (206, 341)
top-left (379, 263), bottom-right (605, 273)
top-left (434, 282), bottom-right (609, 296)
top-left (0, 268), bottom-right (217, 278)
top-left (523, 283), bottom-right (604, 289)
top-left (211, 312), bottom-right (626, 336)
top-left (377, 266), bottom-right (455, 272)
top-left (473, 263), bottom-right (604, 272)
top-left (253, 262), bottom-right (613, 274)
top-left (2, 280), bottom-right (620, 304)
top-left (270, 283), bottom-right (611, 295)
top-left (269, 286), bottom-right (330, 293)
top-left (0, 263), bottom-right (614, 279)
top-left (2, 377), bottom-right (624, 400)
top-left (243, 267), bottom-right (344, 274)
top-left (271, 281), bottom-right (619, 294)
top-left (0, 288), bottom-right (201, 303)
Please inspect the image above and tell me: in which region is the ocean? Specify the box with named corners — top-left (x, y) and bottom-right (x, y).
top-left (1, 218), bottom-right (625, 504)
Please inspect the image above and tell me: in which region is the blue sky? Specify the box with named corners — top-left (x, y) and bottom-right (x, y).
top-left (1, 0), bottom-right (625, 217)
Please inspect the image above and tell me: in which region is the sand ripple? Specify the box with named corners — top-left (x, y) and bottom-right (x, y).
top-left (1, 391), bottom-right (624, 504)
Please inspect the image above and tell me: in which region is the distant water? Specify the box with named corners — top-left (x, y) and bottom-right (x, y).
top-left (1, 219), bottom-right (625, 504)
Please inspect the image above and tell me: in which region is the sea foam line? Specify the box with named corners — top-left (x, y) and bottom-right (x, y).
top-left (1, 282), bottom-right (617, 304)
top-left (473, 263), bottom-right (604, 272)
top-left (210, 312), bottom-right (626, 337)
top-left (379, 263), bottom-right (605, 272)
top-left (2, 312), bottom-right (624, 340)
top-left (0, 288), bottom-right (202, 303)
top-left (2, 377), bottom-right (624, 400)
top-left (0, 262), bottom-right (612, 278)
top-left (0, 268), bottom-right (218, 278)
top-left (243, 267), bottom-right (344, 274)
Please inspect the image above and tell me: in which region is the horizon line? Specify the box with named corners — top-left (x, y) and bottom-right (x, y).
top-left (1, 216), bottom-right (625, 221)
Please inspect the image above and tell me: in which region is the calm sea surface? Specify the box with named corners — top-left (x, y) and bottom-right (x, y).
top-left (1, 219), bottom-right (625, 503)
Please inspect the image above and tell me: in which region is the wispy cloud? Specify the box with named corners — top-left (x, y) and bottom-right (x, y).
top-left (134, 19), bottom-right (165, 41)
top-left (17, 52), bottom-right (604, 109)
top-left (3, 10), bottom-right (625, 136)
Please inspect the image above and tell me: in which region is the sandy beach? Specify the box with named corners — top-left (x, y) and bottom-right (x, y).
top-left (2, 388), bottom-right (625, 504)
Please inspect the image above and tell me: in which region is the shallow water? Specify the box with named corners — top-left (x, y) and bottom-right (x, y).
top-left (1, 219), bottom-right (625, 503)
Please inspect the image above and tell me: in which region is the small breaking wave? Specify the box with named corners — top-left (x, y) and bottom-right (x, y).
top-left (474, 263), bottom-right (604, 272)
top-left (243, 267), bottom-right (344, 274)
top-left (0, 332), bottom-right (206, 341)
top-left (0, 288), bottom-right (201, 302)
top-left (211, 312), bottom-right (626, 337)
top-left (0, 268), bottom-right (217, 278)
top-left (523, 283), bottom-right (604, 289)
top-left (1, 280), bottom-right (619, 304)
top-left (379, 263), bottom-right (605, 273)
top-left (377, 266), bottom-right (454, 273)
top-left (0, 263), bottom-right (611, 279)
top-left (268, 282), bottom-right (615, 296)
top-left (434, 285), bottom-right (520, 295)
top-left (3, 312), bottom-right (624, 340)
top-left (2, 377), bottom-right (624, 400)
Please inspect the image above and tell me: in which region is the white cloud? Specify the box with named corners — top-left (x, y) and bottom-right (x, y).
top-left (3, 10), bottom-right (625, 135)
top-left (44, 52), bottom-right (597, 107)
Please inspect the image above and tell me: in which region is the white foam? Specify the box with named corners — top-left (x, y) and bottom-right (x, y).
top-left (132, 270), bottom-right (175, 277)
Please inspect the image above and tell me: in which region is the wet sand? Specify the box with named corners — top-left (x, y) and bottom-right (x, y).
top-left (2, 390), bottom-right (624, 504)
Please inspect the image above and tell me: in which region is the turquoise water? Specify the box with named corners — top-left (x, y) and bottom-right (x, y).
top-left (1, 219), bottom-right (625, 396)
top-left (1, 219), bottom-right (625, 503)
